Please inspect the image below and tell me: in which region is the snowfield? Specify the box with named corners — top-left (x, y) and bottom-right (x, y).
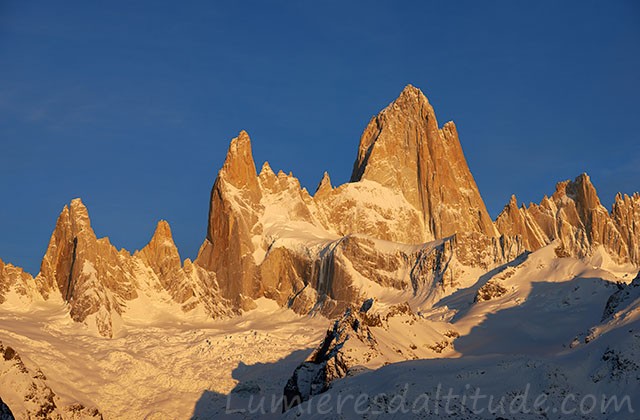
top-left (0, 299), bottom-right (327, 419)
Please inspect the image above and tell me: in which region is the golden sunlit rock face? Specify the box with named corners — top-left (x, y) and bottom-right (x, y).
top-left (496, 174), bottom-right (640, 265)
top-left (38, 199), bottom-right (139, 336)
top-left (351, 84), bottom-right (497, 240)
top-left (26, 199), bottom-right (234, 337)
top-left (134, 220), bottom-right (195, 304)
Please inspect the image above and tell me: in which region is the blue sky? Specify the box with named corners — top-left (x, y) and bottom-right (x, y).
top-left (1, 1), bottom-right (639, 275)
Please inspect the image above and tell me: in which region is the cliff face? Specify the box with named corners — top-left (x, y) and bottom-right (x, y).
top-left (37, 199), bottom-right (138, 336)
top-left (612, 192), bottom-right (640, 264)
top-left (195, 131), bottom-right (263, 309)
top-left (496, 174), bottom-right (640, 265)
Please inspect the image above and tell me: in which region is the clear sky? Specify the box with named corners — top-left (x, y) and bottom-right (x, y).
top-left (1, 1), bottom-right (639, 275)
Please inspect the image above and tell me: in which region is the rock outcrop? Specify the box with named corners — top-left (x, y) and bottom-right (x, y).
top-left (0, 342), bottom-right (102, 419)
top-left (602, 272), bottom-right (640, 322)
top-left (496, 174), bottom-right (640, 265)
top-left (612, 192), bottom-right (640, 264)
top-left (0, 258), bottom-right (42, 306)
top-left (282, 305), bottom-right (380, 411)
top-left (282, 300), bottom-right (459, 411)
top-left (474, 279), bottom-right (509, 302)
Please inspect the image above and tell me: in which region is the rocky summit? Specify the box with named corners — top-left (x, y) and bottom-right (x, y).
top-left (351, 84), bottom-right (496, 239)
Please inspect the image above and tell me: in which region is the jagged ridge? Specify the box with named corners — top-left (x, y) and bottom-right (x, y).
top-left (0, 85), bottom-right (638, 337)
top-left (496, 173), bottom-right (640, 265)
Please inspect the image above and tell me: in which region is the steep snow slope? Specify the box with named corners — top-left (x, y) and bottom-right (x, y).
top-left (437, 244), bottom-right (625, 356)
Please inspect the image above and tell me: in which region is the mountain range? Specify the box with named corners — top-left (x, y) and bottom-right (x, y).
top-left (0, 85), bottom-right (638, 419)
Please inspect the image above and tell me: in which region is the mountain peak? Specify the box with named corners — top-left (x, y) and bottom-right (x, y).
top-left (67, 198), bottom-right (91, 233)
top-left (38, 199), bottom-right (134, 335)
top-left (220, 131), bottom-right (259, 190)
top-left (349, 84), bottom-right (496, 240)
top-left (558, 173), bottom-right (603, 210)
top-left (496, 171), bottom-right (640, 264)
top-left (137, 219), bottom-right (183, 282)
top-left (381, 84), bottom-right (433, 122)
top-left (314, 171), bottom-right (333, 197)
top-left (152, 220), bottom-right (174, 242)
top-left (576, 172), bottom-right (590, 182)
top-left (394, 83), bottom-right (429, 102)
top-left (259, 161), bottom-right (275, 177)
top-left (70, 197), bottom-right (85, 208)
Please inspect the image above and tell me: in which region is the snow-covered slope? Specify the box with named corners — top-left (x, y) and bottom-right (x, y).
top-left (283, 300), bottom-right (458, 410)
top-left (281, 248), bottom-right (640, 419)
top-left (0, 299), bottom-right (327, 419)
top-left (283, 325), bottom-right (639, 419)
top-left (0, 340), bottom-right (101, 419)
top-left (1, 251), bottom-right (637, 419)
